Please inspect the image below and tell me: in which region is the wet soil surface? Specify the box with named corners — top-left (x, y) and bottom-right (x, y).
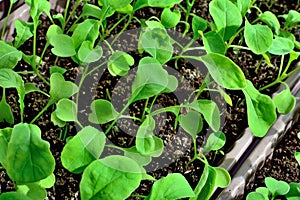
top-left (0, 0), bottom-right (300, 199)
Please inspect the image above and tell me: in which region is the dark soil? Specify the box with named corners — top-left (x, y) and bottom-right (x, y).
top-left (244, 113), bottom-right (300, 198)
top-left (0, 0), bottom-right (299, 199)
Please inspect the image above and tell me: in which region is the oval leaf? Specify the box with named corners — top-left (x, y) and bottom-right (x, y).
top-left (178, 110), bottom-right (203, 140)
top-left (259, 11), bottom-right (280, 34)
top-left (148, 0), bottom-right (182, 8)
top-left (108, 0), bottom-right (132, 9)
top-left (6, 123), bottom-right (55, 184)
top-left (242, 80), bottom-right (276, 137)
top-left (265, 177), bottom-right (290, 196)
top-left (201, 53), bottom-right (246, 89)
top-left (244, 20), bottom-right (273, 55)
top-left (80, 155), bottom-right (142, 200)
top-left (49, 34), bottom-right (76, 57)
top-left (213, 167), bottom-right (231, 188)
top-left (268, 37), bottom-right (294, 55)
top-left (14, 20), bottom-right (33, 48)
top-left (146, 173), bottom-right (195, 200)
top-left (88, 99), bottom-right (119, 124)
top-left (55, 99), bottom-right (78, 122)
top-left (209, 0), bottom-right (242, 41)
top-left (192, 15), bottom-right (208, 39)
top-left (203, 131), bottom-right (226, 152)
top-left (274, 87), bottom-right (296, 114)
top-left (78, 41), bottom-right (103, 64)
top-left (161, 8), bottom-right (181, 28)
top-left (246, 192), bottom-right (266, 200)
top-left (61, 126), bottom-right (106, 173)
top-left (203, 31), bottom-right (226, 55)
top-left (0, 41), bottom-right (22, 69)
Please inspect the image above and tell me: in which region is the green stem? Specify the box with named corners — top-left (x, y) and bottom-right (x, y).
top-left (110, 14), bottom-right (133, 45)
top-left (105, 101), bottom-right (131, 134)
top-left (228, 45), bottom-right (251, 51)
top-left (120, 115), bottom-right (141, 121)
top-left (1, 0), bottom-right (13, 39)
top-left (277, 55), bottom-right (285, 79)
top-left (141, 98), bottom-right (149, 121)
top-left (63, 0), bottom-right (71, 30)
top-left (30, 101), bottom-right (53, 124)
top-left (227, 27), bottom-right (245, 47)
top-left (65, 0), bottom-right (81, 28)
top-left (130, 194), bottom-right (147, 199)
top-left (148, 95), bottom-right (158, 113)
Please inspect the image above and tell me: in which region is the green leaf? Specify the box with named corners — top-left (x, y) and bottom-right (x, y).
top-left (146, 173), bottom-right (195, 200)
top-left (49, 73), bottom-right (78, 103)
top-left (141, 28), bottom-right (173, 64)
top-left (24, 83), bottom-right (48, 96)
top-left (78, 41), bottom-right (103, 64)
top-left (274, 86), bottom-right (296, 114)
top-left (265, 177), bottom-right (290, 196)
top-left (190, 165), bottom-right (216, 200)
top-left (133, 0), bottom-right (149, 11)
top-left (236, 0), bottom-right (251, 17)
top-left (190, 99), bottom-right (220, 132)
top-left (88, 99), bottom-right (119, 124)
top-left (203, 131), bottom-right (226, 152)
top-left (0, 192), bottom-right (31, 200)
top-left (0, 128), bottom-right (12, 168)
top-left (26, 0), bottom-right (51, 20)
top-left (190, 163), bottom-right (209, 200)
top-left (131, 57), bottom-right (169, 102)
top-left (0, 97), bottom-right (14, 124)
top-left (178, 110), bottom-right (203, 140)
top-left (39, 173), bottom-right (56, 188)
top-left (49, 34), bottom-right (76, 57)
top-left (82, 4), bottom-right (102, 19)
top-left (72, 19), bottom-right (101, 50)
top-left (14, 20), bottom-right (33, 48)
top-left (209, 0), bottom-right (242, 41)
top-left (286, 182), bottom-right (300, 200)
top-left (0, 68), bottom-right (24, 88)
top-left (61, 126), bottom-right (106, 174)
top-left (294, 152), bottom-right (300, 165)
top-left (162, 75), bottom-right (178, 93)
top-left (192, 15), bottom-right (208, 39)
top-left (246, 192), bottom-right (266, 200)
top-left (50, 112), bottom-right (66, 127)
top-left (53, 13), bottom-right (65, 28)
top-left (244, 20), bottom-right (273, 55)
top-left (161, 8), bottom-right (181, 28)
top-left (107, 0), bottom-right (132, 9)
top-left (124, 146), bottom-right (152, 166)
top-left (108, 51), bottom-right (134, 76)
top-left (268, 37), bottom-right (294, 55)
top-left (201, 53), bottom-right (246, 89)
top-left (80, 155), bottom-right (142, 200)
top-left (17, 183), bottom-right (47, 200)
top-left (50, 66), bottom-right (67, 75)
top-left (46, 24), bottom-right (63, 43)
top-left (283, 10), bottom-right (300, 28)
top-left (0, 41), bottom-right (22, 69)
top-left (259, 11), bottom-right (280, 35)
top-left (54, 99), bottom-right (78, 122)
top-left (203, 31), bottom-right (226, 55)
top-left (255, 187), bottom-right (270, 199)
top-left (6, 123), bottom-right (55, 184)
top-left (116, 4), bottom-right (133, 14)
top-left (242, 80), bottom-right (277, 137)
top-left (136, 115), bottom-right (164, 156)
top-left (213, 167), bottom-right (231, 188)
top-left (148, 0), bottom-right (182, 8)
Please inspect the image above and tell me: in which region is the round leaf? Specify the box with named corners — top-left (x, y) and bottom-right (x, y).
top-left (108, 51), bottom-right (134, 76)
top-left (203, 31), bottom-right (226, 55)
top-left (244, 20), bottom-right (273, 55)
top-left (61, 126), bottom-right (106, 173)
top-left (0, 192), bottom-right (31, 200)
top-left (6, 123), bottom-right (55, 184)
top-left (146, 173), bottom-right (195, 200)
top-left (148, 0), bottom-right (182, 8)
top-left (80, 156), bottom-right (142, 200)
top-left (108, 0), bottom-right (132, 9)
top-left (213, 167), bottom-right (231, 188)
top-left (49, 34), bottom-right (76, 57)
top-left (259, 11), bottom-right (280, 34)
top-left (78, 41), bottom-right (103, 64)
top-left (265, 177), bottom-right (290, 196)
top-left (161, 8), bottom-right (181, 28)
top-left (203, 131), bottom-right (226, 152)
top-left (192, 15), bottom-right (208, 39)
top-left (55, 99), bottom-right (78, 122)
top-left (88, 99), bottom-right (119, 124)
top-left (246, 192), bottom-right (266, 200)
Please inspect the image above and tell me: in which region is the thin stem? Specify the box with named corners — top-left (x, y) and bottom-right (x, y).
top-left (227, 27), bottom-right (245, 47)
top-left (277, 55), bottom-right (285, 79)
top-left (30, 101), bottom-right (52, 124)
top-left (103, 40), bottom-right (114, 53)
top-left (111, 14), bottom-right (133, 45)
top-left (141, 98), bottom-right (149, 121)
top-left (106, 14), bottom-right (129, 36)
top-left (65, 0), bottom-right (81, 28)
top-left (228, 45), bottom-right (251, 51)
top-left (63, 0), bottom-right (71, 30)
top-left (120, 115), bottom-right (141, 121)
top-left (130, 194), bottom-right (147, 199)
top-left (193, 138), bottom-right (197, 157)
top-left (105, 101), bottom-right (131, 134)
top-left (1, 0), bottom-right (13, 39)
top-left (148, 95), bottom-right (158, 113)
